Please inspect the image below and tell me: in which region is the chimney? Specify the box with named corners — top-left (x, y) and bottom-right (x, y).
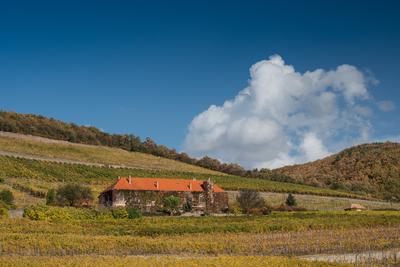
top-left (189, 182), bottom-right (192, 190)
top-left (154, 181), bottom-right (159, 189)
top-left (128, 175), bottom-right (132, 184)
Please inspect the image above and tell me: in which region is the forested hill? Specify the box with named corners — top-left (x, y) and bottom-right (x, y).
top-left (274, 142), bottom-right (400, 200)
top-left (0, 110), bottom-right (248, 176)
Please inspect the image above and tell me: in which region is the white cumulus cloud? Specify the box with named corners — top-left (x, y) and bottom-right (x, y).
top-left (183, 55), bottom-right (372, 169)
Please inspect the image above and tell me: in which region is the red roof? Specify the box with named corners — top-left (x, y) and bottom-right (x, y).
top-left (101, 177), bottom-right (225, 193)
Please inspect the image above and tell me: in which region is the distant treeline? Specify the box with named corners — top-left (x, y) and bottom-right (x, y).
top-left (0, 111), bottom-right (294, 182)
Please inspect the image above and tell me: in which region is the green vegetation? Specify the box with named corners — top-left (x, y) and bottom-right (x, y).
top-left (55, 184), bottom-right (93, 207)
top-left (111, 208), bottom-right (129, 219)
top-left (0, 155), bottom-right (363, 199)
top-left (286, 193), bottom-right (297, 206)
top-left (20, 206), bottom-right (400, 234)
top-left (127, 207), bottom-right (141, 219)
top-left (0, 189), bottom-right (14, 206)
top-left (163, 195), bottom-right (181, 215)
top-left (46, 189), bottom-right (56, 205)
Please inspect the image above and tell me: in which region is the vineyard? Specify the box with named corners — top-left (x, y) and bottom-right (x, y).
top-left (0, 156), bottom-right (363, 199)
top-left (0, 255), bottom-right (350, 267)
top-left (0, 210), bottom-right (399, 266)
top-left (0, 132), bottom-right (222, 175)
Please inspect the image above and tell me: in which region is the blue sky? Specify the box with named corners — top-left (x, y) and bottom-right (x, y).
top-left (1, 1), bottom-right (399, 167)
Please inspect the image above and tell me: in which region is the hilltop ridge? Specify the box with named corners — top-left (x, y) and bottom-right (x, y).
top-left (275, 142), bottom-right (400, 200)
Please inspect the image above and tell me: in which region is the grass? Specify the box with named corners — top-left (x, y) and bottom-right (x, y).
top-left (0, 156), bottom-right (364, 199)
top-left (228, 192), bottom-right (400, 211)
top-left (0, 255), bottom-right (350, 267)
top-left (0, 133), bottom-right (222, 175)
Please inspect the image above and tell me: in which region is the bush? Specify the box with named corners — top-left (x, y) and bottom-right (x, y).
top-left (236, 189), bottom-right (265, 214)
top-left (163, 195), bottom-right (181, 215)
top-left (127, 207), bottom-right (141, 219)
top-left (248, 206), bottom-right (272, 216)
top-left (46, 188), bottom-right (56, 205)
top-left (183, 199), bottom-right (193, 212)
top-left (0, 189), bottom-right (14, 206)
top-left (285, 193), bottom-right (297, 207)
top-left (228, 202), bottom-right (243, 215)
top-left (112, 208), bottom-right (128, 219)
top-left (0, 207), bottom-right (9, 218)
top-left (55, 183), bottom-right (93, 207)
top-left (23, 205), bottom-right (48, 220)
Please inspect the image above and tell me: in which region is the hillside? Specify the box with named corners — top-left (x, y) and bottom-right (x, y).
top-left (275, 142), bottom-right (400, 200)
top-left (0, 111), bottom-right (247, 176)
top-left (0, 131), bottom-right (222, 175)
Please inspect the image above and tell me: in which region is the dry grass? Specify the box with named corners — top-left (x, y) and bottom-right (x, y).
top-left (0, 255), bottom-right (350, 267)
top-left (228, 191), bottom-right (400, 211)
top-left (0, 132), bottom-right (222, 175)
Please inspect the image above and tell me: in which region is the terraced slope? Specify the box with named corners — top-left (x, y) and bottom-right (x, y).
top-left (0, 131), bottom-right (223, 175)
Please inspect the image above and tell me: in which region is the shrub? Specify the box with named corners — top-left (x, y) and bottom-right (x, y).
top-left (23, 205), bottom-right (48, 220)
top-left (46, 189), bottom-right (56, 205)
top-left (112, 208), bottom-right (128, 219)
top-left (163, 195), bottom-right (181, 215)
top-left (236, 189), bottom-right (265, 214)
top-left (0, 207), bottom-right (8, 218)
top-left (228, 202), bottom-right (243, 215)
top-left (55, 183), bottom-right (93, 207)
top-left (183, 199), bottom-right (193, 212)
top-left (285, 193), bottom-right (297, 207)
top-left (127, 207), bottom-right (141, 219)
top-left (248, 206), bottom-right (272, 215)
top-left (0, 189), bottom-right (14, 206)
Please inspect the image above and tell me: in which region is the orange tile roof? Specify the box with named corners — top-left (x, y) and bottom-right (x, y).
top-left (101, 177), bottom-right (225, 193)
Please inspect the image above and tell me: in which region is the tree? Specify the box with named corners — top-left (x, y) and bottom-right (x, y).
top-left (46, 189), bottom-right (56, 205)
top-left (55, 184), bottom-right (94, 207)
top-left (0, 189), bottom-right (14, 206)
top-left (285, 193), bottom-right (297, 206)
top-left (236, 189), bottom-right (265, 214)
top-left (163, 195), bottom-right (181, 215)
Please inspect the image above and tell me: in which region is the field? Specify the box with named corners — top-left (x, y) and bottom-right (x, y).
top-left (0, 132), bottom-right (222, 175)
top-left (0, 131), bottom-right (399, 266)
top-left (0, 210), bottom-right (399, 266)
top-left (0, 255), bottom-right (350, 267)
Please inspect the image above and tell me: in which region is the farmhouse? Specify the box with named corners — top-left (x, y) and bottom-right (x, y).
top-left (99, 177), bottom-right (229, 213)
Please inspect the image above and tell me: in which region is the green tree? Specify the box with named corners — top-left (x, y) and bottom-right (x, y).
top-left (127, 207), bottom-right (142, 219)
top-left (55, 184), bottom-right (93, 207)
top-left (163, 195), bottom-right (181, 215)
top-left (0, 189), bottom-right (14, 206)
top-left (285, 193), bottom-right (297, 206)
top-left (46, 189), bottom-right (56, 205)
top-left (236, 189), bottom-right (265, 214)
